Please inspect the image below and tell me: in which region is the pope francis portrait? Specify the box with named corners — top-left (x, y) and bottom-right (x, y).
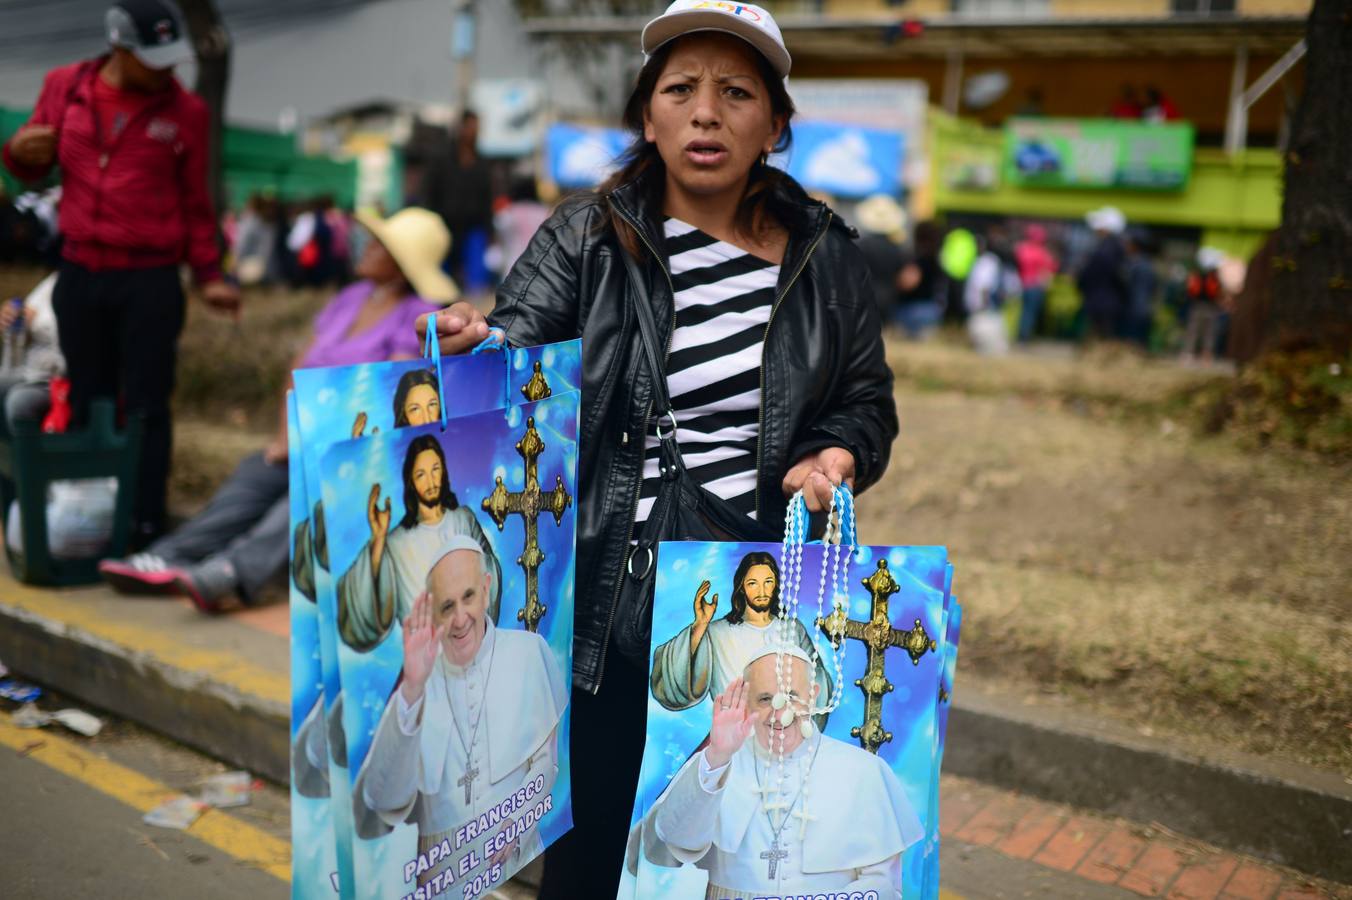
top-left (353, 536), bottom-right (568, 891)
top-left (634, 644), bottom-right (922, 900)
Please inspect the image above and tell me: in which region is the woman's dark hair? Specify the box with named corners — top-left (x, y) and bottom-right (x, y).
top-left (392, 368), bottom-right (438, 427)
top-left (598, 36), bottom-right (797, 260)
top-left (724, 551), bottom-right (781, 624)
top-left (399, 434), bottom-right (459, 529)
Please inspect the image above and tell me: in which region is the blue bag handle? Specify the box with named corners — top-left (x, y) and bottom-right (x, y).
top-left (423, 320), bottom-right (510, 426)
top-left (793, 483), bottom-right (858, 548)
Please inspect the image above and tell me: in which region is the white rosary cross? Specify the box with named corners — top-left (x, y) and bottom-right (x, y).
top-left (763, 796), bottom-right (789, 828)
top-left (792, 805), bottom-right (817, 840)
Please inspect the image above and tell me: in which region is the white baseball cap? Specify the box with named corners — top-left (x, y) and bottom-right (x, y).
top-left (1085, 205), bottom-right (1127, 235)
top-left (641, 1), bottom-right (791, 79)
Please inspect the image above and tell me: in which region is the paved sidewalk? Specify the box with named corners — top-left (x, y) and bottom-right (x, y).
top-left (0, 571), bottom-right (1347, 898)
top-left (941, 776), bottom-right (1350, 899)
top-left (0, 574), bottom-right (289, 780)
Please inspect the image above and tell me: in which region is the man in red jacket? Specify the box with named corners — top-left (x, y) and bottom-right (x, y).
top-left (3, 0), bottom-right (241, 544)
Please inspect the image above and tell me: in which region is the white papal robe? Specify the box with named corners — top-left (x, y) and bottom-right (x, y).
top-left (336, 507), bottom-right (501, 652)
top-left (353, 619), bottom-right (568, 892)
top-left (638, 730), bottom-right (923, 900)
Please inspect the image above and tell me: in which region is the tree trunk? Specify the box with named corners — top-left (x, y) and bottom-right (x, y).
top-left (178, 0), bottom-right (231, 218)
top-left (1270, 0), bottom-right (1352, 352)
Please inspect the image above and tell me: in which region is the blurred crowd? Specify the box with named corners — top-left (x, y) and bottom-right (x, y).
top-left (847, 192), bottom-right (1247, 363)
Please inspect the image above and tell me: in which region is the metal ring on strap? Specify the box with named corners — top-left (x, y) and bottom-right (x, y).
top-left (627, 545), bottom-right (654, 579)
top-left (654, 409), bottom-right (679, 441)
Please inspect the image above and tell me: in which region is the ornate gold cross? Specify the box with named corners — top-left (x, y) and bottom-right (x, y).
top-left (481, 416), bottom-right (572, 632)
top-left (816, 558), bottom-right (937, 753)
top-left (521, 361), bottom-right (552, 402)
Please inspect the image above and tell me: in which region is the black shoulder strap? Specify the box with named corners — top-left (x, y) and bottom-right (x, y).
top-left (616, 240), bottom-right (687, 480)
top-left (617, 241), bottom-right (674, 419)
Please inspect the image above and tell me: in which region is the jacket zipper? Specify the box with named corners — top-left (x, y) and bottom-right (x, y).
top-left (753, 211), bottom-right (832, 521)
top-left (592, 204), bottom-right (677, 694)
top-left (83, 70), bottom-right (173, 262)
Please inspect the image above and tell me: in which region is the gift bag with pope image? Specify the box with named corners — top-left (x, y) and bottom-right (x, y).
top-left (318, 389), bottom-right (579, 900)
top-left (289, 340), bottom-right (581, 899)
top-left (621, 489), bottom-right (961, 900)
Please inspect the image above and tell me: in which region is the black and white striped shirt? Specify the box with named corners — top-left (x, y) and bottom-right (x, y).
top-left (635, 218), bottom-right (780, 523)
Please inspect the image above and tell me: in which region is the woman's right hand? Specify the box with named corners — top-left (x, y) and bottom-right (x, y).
top-left (416, 301), bottom-right (490, 356)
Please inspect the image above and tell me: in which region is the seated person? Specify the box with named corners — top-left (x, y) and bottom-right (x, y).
top-left (0, 270), bottom-right (64, 438)
top-left (98, 207), bottom-right (458, 612)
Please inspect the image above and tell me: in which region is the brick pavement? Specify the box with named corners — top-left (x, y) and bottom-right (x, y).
top-left (940, 775), bottom-right (1351, 899)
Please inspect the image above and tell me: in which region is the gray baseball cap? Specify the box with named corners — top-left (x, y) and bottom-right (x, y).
top-left (105, 0), bottom-right (193, 70)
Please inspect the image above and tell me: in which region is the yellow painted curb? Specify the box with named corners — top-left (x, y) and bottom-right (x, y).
top-left (0, 712), bottom-right (290, 882)
top-left (0, 579), bottom-right (287, 706)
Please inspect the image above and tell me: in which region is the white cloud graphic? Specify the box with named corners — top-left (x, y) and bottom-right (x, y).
top-left (559, 138), bottom-right (619, 186)
top-left (803, 131), bottom-right (881, 194)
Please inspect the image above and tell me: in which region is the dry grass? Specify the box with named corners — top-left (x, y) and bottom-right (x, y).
top-left (866, 338), bottom-right (1352, 772)
top-left (168, 282), bottom-right (325, 511)
top-left (174, 282), bottom-right (328, 425)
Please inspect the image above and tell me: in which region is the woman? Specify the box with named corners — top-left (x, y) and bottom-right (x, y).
top-left (0, 271), bottom-right (63, 437)
top-left (99, 207), bottom-right (456, 612)
top-left (423, 4), bottom-right (897, 895)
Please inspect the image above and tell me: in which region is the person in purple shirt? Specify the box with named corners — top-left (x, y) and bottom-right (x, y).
top-left (98, 207), bottom-right (457, 612)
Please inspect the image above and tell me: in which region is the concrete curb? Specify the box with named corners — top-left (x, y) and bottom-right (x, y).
top-left (947, 684), bottom-right (1352, 884)
top-left (0, 598), bottom-right (289, 785)
top-left (1, 591), bottom-right (1347, 884)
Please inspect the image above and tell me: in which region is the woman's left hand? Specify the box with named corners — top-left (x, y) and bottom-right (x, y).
top-left (782, 447), bottom-right (855, 513)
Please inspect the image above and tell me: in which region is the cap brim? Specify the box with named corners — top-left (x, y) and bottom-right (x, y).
top-left (131, 37), bottom-right (193, 70)
top-left (642, 10), bottom-right (790, 78)
top-left (356, 209), bottom-right (460, 305)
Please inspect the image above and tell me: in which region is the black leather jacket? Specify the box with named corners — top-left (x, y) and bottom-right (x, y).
top-left (488, 173), bottom-right (898, 694)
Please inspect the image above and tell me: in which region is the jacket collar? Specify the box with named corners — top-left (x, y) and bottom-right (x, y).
top-left (606, 168), bottom-right (834, 277)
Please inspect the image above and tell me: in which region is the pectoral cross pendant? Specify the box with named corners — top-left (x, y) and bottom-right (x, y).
top-left (761, 839), bottom-right (788, 879)
top-left (458, 765), bottom-right (479, 805)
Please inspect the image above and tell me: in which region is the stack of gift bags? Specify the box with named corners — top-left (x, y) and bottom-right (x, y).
top-left (287, 338), bottom-right (582, 900)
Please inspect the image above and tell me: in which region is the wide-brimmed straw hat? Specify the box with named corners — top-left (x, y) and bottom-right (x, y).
top-left (355, 207), bottom-right (459, 303)
top-left (642, 0), bottom-right (791, 78)
top-left (855, 194), bottom-right (908, 239)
